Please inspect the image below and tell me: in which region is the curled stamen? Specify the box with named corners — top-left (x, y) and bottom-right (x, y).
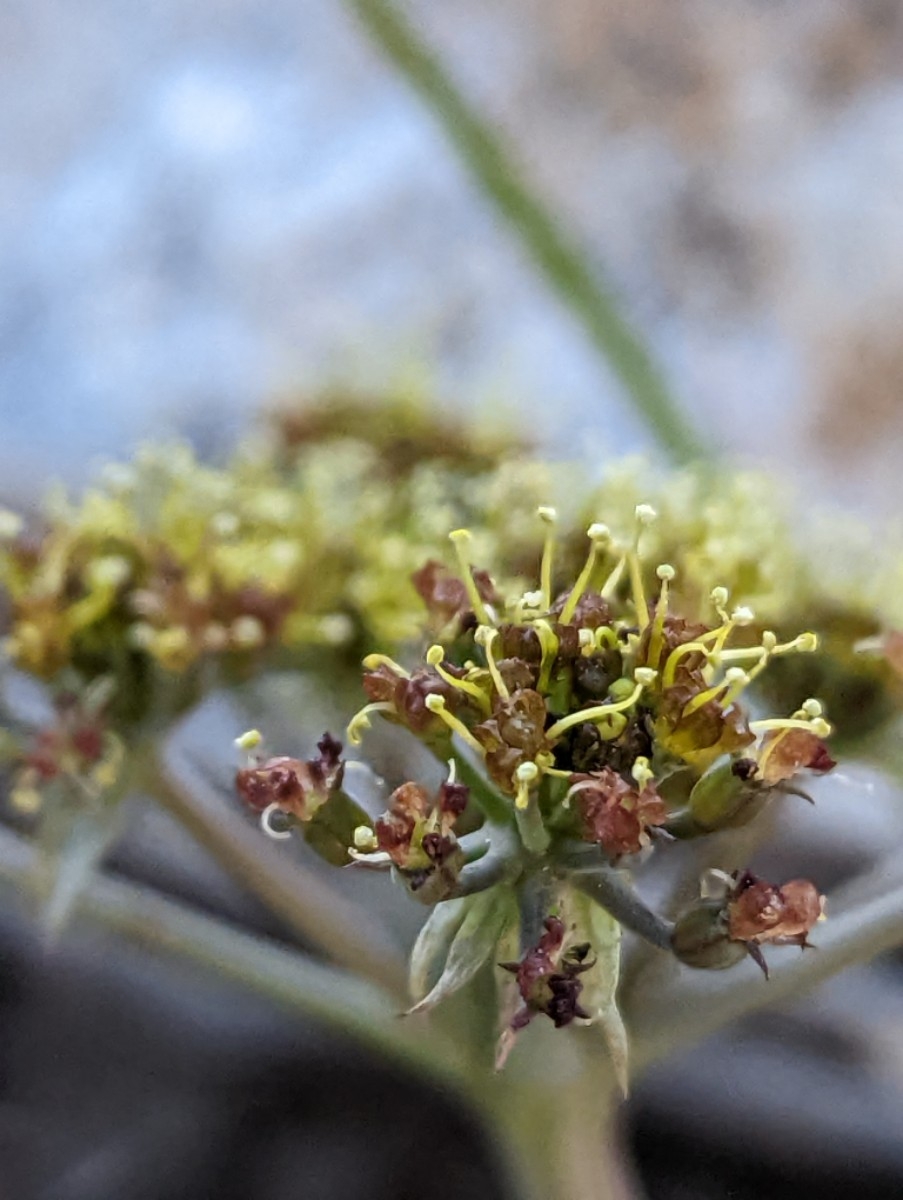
top-left (537, 506), bottom-right (557, 610)
top-left (546, 670), bottom-right (654, 741)
top-left (514, 760), bottom-right (539, 811)
top-left (260, 802), bottom-right (293, 841)
top-left (449, 529), bottom-right (494, 626)
top-left (533, 618), bottom-right (560, 690)
top-left (347, 701), bottom-right (394, 746)
top-left (474, 626), bottom-right (510, 700)
top-left (426, 645), bottom-right (491, 712)
top-left (559, 523), bottom-right (610, 624)
top-left (424, 694), bottom-right (486, 755)
top-left (362, 653), bottom-right (411, 679)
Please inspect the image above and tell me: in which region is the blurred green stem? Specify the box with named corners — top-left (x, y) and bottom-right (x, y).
top-left (0, 822), bottom-right (462, 1087)
top-left (346, 0), bottom-right (706, 464)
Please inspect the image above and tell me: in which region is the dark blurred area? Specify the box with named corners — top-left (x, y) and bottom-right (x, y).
top-left (3, 1), bottom-right (903, 1198)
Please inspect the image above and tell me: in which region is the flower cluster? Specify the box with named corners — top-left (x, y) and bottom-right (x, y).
top-left (248, 503), bottom-right (835, 1070)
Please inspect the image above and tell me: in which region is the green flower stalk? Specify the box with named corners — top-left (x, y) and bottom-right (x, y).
top-left (241, 503), bottom-right (837, 1074)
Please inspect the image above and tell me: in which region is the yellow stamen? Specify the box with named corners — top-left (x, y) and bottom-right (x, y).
top-left (425, 645), bottom-right (491, 713)
top-left (533, 618), bottom-right (560, 690)
top-left (546, 670), bottom-right (654, 741)
top-left (347, 702), bottom-right (394, 746)
top-left (559, 523), bottom-right (610, 624)
top-left (681, 666), bottom-right (749, 717)
top-left (474, 626), bottom-right (509, 700)
top-left (645, 563), bottom-right (675, 669)
top-left (449, 529), bottom-right (494, 626)
top-left (627, 505), bottom-right (656, 631)
top-left (599, 553), bottom-right (627, 600)
top-left (631, 755), bottom-right (655, 790)
top-left (424, 694), bottom-right (486, 755)
top-left (362, 653), bottom-right (411, 679)
top-left (514, 760), bottom-right (539, 810)
top-left (751, 716), bottom-right (832, 738)
top-left (537, 506), bottom-right (557, 610)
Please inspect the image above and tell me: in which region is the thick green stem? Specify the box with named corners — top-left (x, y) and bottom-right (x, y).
top-left (515, 800), bottom-right (551, 856)
top-left (571, 868), bottom-right (674, 951)
top-left (345, 0), bottom-right (706, 464)
top-left (149, 737), bottom-right (409, 1001)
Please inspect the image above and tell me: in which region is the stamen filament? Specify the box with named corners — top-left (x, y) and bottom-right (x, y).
top-left (645, 563), bottom-right (674, 668)
top-left (347, 702), bottom-right (394, 745)
top-left (514, 760), bottom-right (539, 810)
top-left (546, 673), bottom-right (652, 741)
top-left (424, 694), bottom-right (486, 755)
top-left (559, 523), bottom-right (610, 624)
top-left (362, 653), bottom-right (411, 678)
top-left (751, 716), bottom-right (832, 737)
top-left (449, 529), bottom-right (494, 626)
top-left (537, 507), bottom-right (557, 610)
top-left (474, 626), bottom-right (509, 699)
top-left (600, 554), bottom-right (626, 600)
top-left (425, 645), bottom-right (491, 713)
top-left (533, 618), bottom-right (560, 691)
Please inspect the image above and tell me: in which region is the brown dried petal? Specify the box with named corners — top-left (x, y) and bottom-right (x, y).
top-left (728, 874), bottom-right (824, 944)
top-left (236, 757), bottom-right (319, 820)
top-left (757, 729), bottom-right (836, 785)
top-left (571, 766), bottom-right (668, 856)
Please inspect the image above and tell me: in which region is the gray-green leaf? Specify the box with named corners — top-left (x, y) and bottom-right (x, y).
top-left (407, 885), bottom-right (516, 1015)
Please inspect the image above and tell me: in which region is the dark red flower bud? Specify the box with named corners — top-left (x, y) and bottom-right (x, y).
top-left (500, 916), bottom-right (594, 1031)
top-left (568, 766), bottom-right (667, 857)
top-left (236, 732), bottom-right (344, 823)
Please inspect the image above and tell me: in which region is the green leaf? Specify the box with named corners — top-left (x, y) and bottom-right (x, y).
top-left (408, 895), bottom-right (470, 1003)
top-left (407, 885), bottom-right (516, 1015)
top-left (573, 889), bottom-right (629, 1095)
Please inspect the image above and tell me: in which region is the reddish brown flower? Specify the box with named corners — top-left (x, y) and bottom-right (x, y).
top-left (727, 871), bottom-right (825, 947)
top-left (374, 779), bottom-right (469, 902)
top-left (473, 688), bottom-right (549, 793)
top-left (755, 729), bottom-right (836, 785)
top-left (236, 732), bottom-right (344, 822)
top-left (568, 766), bottom-right (668, 857)
top-left (361, 663), bottom-right (463, 736)
top-left (500, 916), bottom-right (594, 1030)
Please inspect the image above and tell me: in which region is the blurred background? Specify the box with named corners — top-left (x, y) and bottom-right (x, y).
top-left (2, 1), bottom-right (903, 1197)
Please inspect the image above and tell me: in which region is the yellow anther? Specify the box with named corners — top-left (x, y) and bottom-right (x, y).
top-left (802, 698), bottom-right (824, 719)
top-left (353, 825), bottom-right (379, 851)
top-left (559, 523), bottom-right (611, 624)
top-left (635, 504), bottom-right (657, 525)
top-left (731, 606), bottom-right (755, 626)
top-left (449, 529), bottom-right (494, 626)
top-left (656, 563), bottom-right (675, 581)
top-left (514, 760), bottom-right (540, 810)
top-left (631, 756), bottom-right (654, 790)
top-left (231, 616), bottom-right (266, 649)
top-left (533, 618), bottom-right (560, 690)
top-left (796, 632), bottom-right (818, 653)
top-left (235, 729), bottom-right (262, 751)
top-left (424, 694), bottom-right (486, 755)
top-left (634, 667), bottom-right (658, 687)
top-left (710, 586), bottom-right (730, 618)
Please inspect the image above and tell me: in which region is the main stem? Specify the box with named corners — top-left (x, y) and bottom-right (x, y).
top-left (345, 0), bottom-right (706, 464)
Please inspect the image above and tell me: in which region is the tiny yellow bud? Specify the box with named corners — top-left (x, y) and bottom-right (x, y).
top-left (537, 506), bottom-right (557, 524)
top-left (635, 504), bottom-right (657, 525)
top-left (353, 825), bottom-right (378, 851)
top-left (634, 667), bottom-right (658, 687)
